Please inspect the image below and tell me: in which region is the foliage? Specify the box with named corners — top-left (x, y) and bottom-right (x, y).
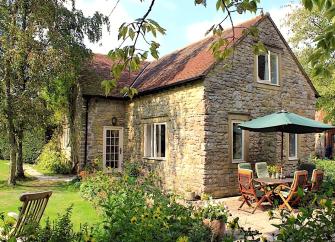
top-left (0, 206), bottom-right (98, 242)
top-left (0, 129), bottom-right (45, 163)
top-left (272, 195), bottom-right (335, 241)
top-left (315, 159), bottom-right (335, 180)
top-left (36, 138), bottom-right (71, 175)
top-left (96, 174), bottom-right (211, 242)
top-left (285, 4), bottom-right (335, 122)
top-left (79, 171), bottom-right (114, 208)
top-left (267, 164), bottom-right (277, 175)
top-left (200, 201), bottom-right (229, 222)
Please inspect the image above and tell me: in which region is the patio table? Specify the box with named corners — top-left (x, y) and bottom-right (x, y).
top-left (254, 177), bottom-right (293, 186)
top-left (253, 178), bottom-right (294, 207)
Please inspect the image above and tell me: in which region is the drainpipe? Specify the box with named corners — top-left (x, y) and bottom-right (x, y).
top-left (84, 97), bottom-right (90, 167)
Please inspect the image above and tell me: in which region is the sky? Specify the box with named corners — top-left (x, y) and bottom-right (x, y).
top-left (77, 0), bottom-right (299, 56)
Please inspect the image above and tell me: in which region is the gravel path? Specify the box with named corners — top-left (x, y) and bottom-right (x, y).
top-left (24, 165), bottom-right (77, 182)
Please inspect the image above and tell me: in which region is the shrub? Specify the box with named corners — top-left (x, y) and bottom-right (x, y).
top-left (273, 195), bottom-right (335, 241)
top-left (0, 129), bottom-right (45, 163)
top-left (0, 207), bottom-right (97, 242)
top-left (315, 159), bottom-right (335, 181)
top-left (36, 138), bottom-right (71, 174)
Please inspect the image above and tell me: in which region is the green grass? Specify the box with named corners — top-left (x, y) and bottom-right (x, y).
top-left (0, 160), bottom-right (100, 229)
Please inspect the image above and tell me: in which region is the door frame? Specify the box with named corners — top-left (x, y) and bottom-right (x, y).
top-left (103, 126), bottom-right (124, 172)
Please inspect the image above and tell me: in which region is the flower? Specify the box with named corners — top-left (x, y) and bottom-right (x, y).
top-left (130, 216), bottom-right (137, 224)
top-left (146, 197), bottom-right (155, 208)
top-left (176, 236), bottom-right (189, 242)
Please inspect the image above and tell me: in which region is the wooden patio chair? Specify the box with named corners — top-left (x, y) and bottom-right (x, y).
top-left (3, 191), bottom-right (52, 239)
top-left (255, 162), bottom-right (270, 178)
top-left (238, 169), bottom-right (270, 214)
top-left (274, 170), bottom-right (307, 211)
top-left (297, 163), bottom-right (316, 181)
top-left (310, 169), bottom-right (324, 192)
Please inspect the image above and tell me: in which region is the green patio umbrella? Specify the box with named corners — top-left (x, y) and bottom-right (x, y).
top-left (239, 110), bottom-right (334, 162)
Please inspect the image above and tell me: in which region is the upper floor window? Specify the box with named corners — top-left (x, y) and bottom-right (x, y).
top-left (257, 51), bottom-right (279, 85)
top-left (144, 123), bottom-right (166, 159)
top-left (288, 133), bottom-right (298, 160)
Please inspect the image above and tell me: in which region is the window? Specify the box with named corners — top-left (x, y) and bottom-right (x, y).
top-left (257, 51), bottom-right (279, 85)
top-left (288, 133), bottom-right (298, 159)
top-left (232, 121), bottom-right (244, 161)
top-left (144, 123), bottom-right (166, 159)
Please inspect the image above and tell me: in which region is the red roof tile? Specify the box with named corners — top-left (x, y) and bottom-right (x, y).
top-left (80, 15), bottom-right (264, 97)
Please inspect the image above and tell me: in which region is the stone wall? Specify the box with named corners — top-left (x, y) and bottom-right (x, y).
top-left (125, 81), bottom-right (206, 194)
top-left (203, 17), bottom-right (317, 197)
top-left (85, 98), bottom-right (126, 165)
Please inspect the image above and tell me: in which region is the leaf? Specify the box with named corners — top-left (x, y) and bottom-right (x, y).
top-left (302, 0), bottom-right (314, 11)
top-left (101, 79), bottom-right (117, 96)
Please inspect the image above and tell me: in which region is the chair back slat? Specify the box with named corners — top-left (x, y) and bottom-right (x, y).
top-left (311, 169), bottom-right (324, 192)
top-left (238, 169), bottom-right (255, 195)
top-left (291, 170), bottom-right (308, 193)
top-left (238, 163), bottom-right (252, 170)
top-left (255, 162), bottom-right (269, 178)
top-left (11, 191), bottom-right (52, 237)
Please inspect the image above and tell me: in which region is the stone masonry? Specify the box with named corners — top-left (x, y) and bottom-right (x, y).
top-left (75, 16), bottom-right (317, 198)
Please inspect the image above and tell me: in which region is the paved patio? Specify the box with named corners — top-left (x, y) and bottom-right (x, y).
top-left (191, 196), bottom-right (285, 240)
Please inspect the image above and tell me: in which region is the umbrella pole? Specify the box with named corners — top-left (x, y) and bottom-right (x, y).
top-left (281, 131), bottom-right (284, 177)
top-left (281, 131), bottom-right (284, 162)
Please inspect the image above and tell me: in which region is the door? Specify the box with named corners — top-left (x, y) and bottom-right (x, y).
top-left (103, 126), bottom-right (123, 171)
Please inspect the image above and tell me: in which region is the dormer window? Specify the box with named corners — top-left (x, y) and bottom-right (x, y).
top-left (257, 51), bottom-right (279, 85)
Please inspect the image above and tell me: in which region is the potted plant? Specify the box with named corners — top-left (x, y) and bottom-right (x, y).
top-left (184, 187), bottom-right (195, 201)
top-left (268, 165), bottom-right (277, 178)
top-left (201, 202), bottom-right (229, 238)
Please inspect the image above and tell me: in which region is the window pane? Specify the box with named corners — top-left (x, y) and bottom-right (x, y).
top-left (156, 125), bottom-right (160, 157)
top-left (270, 53), bottom-right (278, 84)
top-left (161, 125), bottom-right (166, 157)
top-left (289, 133), bottom-right (296, 158)
top-left (233, 123), bottom-right (243, 160)
top-left (258, 55), bottom-right (269, 80)
top-left (145, 124), bottom-right (153, 157)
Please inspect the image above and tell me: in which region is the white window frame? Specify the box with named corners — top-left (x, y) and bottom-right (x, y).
top-left (103, 126), bottom-right (123, 172)
top-left (256, 51), bottom-right (279, 86)
top-left (231, 120), bottom-right (245, 163)
top-left (144, 122), bottom-right (167, 160)
top-left (288, 133), bottom-right (298, 160)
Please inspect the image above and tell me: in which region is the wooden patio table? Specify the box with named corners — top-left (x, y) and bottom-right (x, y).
top-left (253, 178), bottom-right (294, 208)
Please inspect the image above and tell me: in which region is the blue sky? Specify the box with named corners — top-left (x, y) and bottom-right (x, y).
top-left (78, 0), bottom-right (299, 56)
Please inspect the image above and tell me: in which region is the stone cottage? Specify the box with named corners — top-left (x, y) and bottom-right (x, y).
top-left (64, 14), bottom-right (319, 197)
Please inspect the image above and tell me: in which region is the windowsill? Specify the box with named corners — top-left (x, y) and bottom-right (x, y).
top-left (255, 81), bottom-right (281, 91)
top-left (288, 157), bottom-right (298, 161)
top-left (257, 80), bottom-right (280, 86)
top-left (143, 157), bottom-right (166, 161)
top-left (232, 160), bottom-right (246, 164)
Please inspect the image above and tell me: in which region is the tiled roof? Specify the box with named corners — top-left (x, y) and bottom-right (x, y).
top-left (131, 15), bottom-right (264, 93)
top-left (81, 15), bottom-right (316, 98)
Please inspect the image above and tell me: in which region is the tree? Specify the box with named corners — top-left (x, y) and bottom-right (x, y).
top-left (0, 0), bottom-right (108, 184)
top-left (285, 4), bottom-right (335, 122)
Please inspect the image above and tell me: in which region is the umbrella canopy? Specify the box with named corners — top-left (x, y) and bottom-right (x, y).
top-left (239, 110), bottom-right (334, 134)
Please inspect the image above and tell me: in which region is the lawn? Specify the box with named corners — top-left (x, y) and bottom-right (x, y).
top-left (0, 160), bottom-right (100, 229)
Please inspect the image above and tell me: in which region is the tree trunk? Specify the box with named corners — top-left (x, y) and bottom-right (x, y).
top-left (5, 69), bottom-right (17, 185)
top-left (16, 129), bottom-right (25, 178)
top-left (5, 1), bottom-right (18, 186)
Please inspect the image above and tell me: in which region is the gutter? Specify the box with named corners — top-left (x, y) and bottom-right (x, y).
top-left (84, 97), bottom-right (90, 167)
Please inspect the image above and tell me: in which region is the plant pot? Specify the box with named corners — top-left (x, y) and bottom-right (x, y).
top-left (185, 191), bottom-right (195, 201)
top-left (275, 173), bottom-right (280, 179)
top-left (203, 219), bottom-right (226, 237)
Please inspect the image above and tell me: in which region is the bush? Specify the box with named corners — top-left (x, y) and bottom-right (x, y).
top-left (1, 206), bottom-right (97, 242)
top-left (273, 195), bottom-right (335, 241)
top-left (0, 129), bottom-right (45, 163)
top-left (315, 159), bottom-right (335, 181)
top-left (36, 138), bottom-right (72, 174)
